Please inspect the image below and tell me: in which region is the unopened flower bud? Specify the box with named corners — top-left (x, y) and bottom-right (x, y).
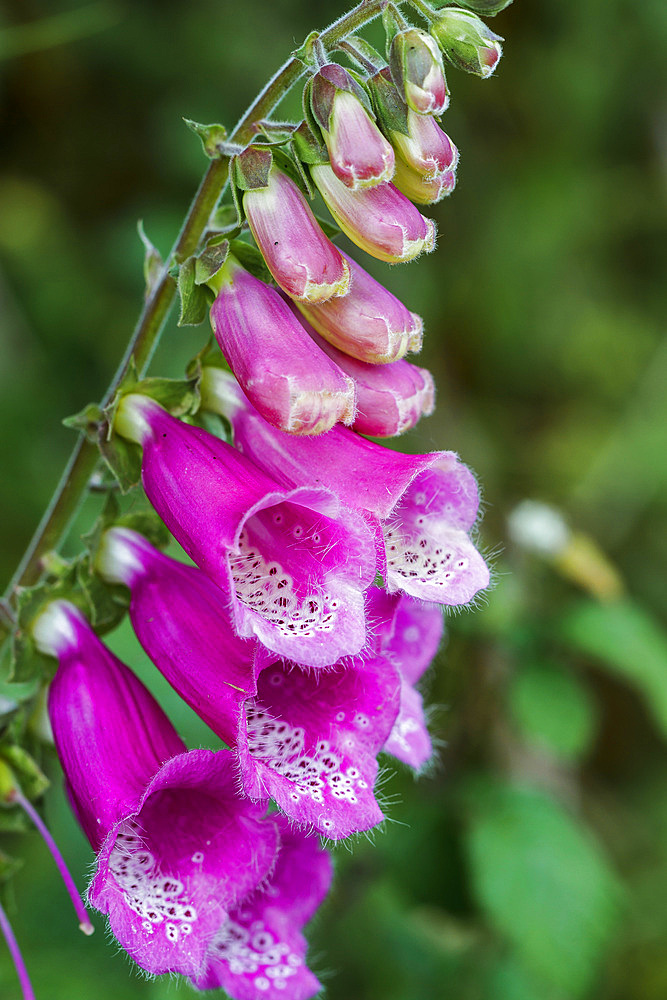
top-left (306, 325), bottom-right (435, 437)
top-left (312, 163), bottom-right (436, 264)
top-left (393, 158), bottom-right (457, 205)
top-left (294, 251), bottom-right (423, 364)
top-left (389, 29), bottom-right (449, 115)
top-left (310, 63), bottom-right (395, 189)
top-left (430, 8), bottom-right (503, 79)
top-left (241, 162), bottom-right (350, 302)
top-left (208, 255), bottom-right (355, 435)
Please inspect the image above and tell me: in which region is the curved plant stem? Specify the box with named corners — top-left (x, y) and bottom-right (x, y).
top-left (3, 0), bottom-right (399, 605)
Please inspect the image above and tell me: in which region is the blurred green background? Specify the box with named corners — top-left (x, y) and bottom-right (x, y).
top-left (1, 0), bottom-right (666, 997)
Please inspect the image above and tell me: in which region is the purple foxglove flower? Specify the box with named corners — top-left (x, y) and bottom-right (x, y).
top-left (33, 600), bottom-right (281, 983)
top-left (389, 28), bottom-right (450, 116)
top-left (243, 165), bottom-right (350, 302)
top-left (311, 163), bottom-right (436, 264)
top-left (303, 322), bottom-right (435, 436)
top-left (113, 394), bottom-right (376, 667)
top-left (206, 380), bottom-right (490, 609)
top-left (97, 527), bottom-right (401, 840)
top-left (294, 251), bottom-right (423, 365)
top-left (310, 63), bottom-right (395, 190)
top-left (430, 9), bottom-right (503, 79)
top-left (391, 109), bottom-right (459, 180)
top-left (193, 816), bottom-right (332, 1000)
top-left (392, 158), bottom-right (457, 205)
top-left (375, 591), bottom-right (444, 770)
top-left (208, 255), bottom-right (355, 434)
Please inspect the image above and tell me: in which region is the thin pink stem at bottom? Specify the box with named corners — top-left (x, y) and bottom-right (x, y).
top-left (0, 900), bottom-right (35, 1000)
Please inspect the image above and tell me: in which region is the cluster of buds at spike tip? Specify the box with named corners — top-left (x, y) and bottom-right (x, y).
top-left (234, 145), bottom-right (350, 301)
top-left (368, 67), bottom-right (459, 206)
top-left (306, 62), bottom-right (395, 189)
top-left (429, 7), bottom-right (503, 79)
top-left (30, 600), bottom-right (332, 999)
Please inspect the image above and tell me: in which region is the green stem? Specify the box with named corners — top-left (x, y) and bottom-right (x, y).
top-left (2, 0), bottom-right (400, 607)
top-left (409, 0), bottom-right (437, 22)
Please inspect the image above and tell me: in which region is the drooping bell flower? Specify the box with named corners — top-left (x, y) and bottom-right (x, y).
top-left (388, 27), bottom-right (450, 115)
top-left (113, 393), bottom-right (376, 667)
top-left (430, 8), bottom-right (503, 79)
top-left (208, 254), bottom-right (355, 434)
top-left (293, 251), bottom-right (423, 365)
top-left (193, 815), bottom-right (332, 1000)
top-left (97, 527), bottom-right (401, 840)
top-left (298, 321), bottom-right (435, 436)
top-left (202, 377), bottom-right (490, 608)
top-left (31, 600), bottom-right (282, 984)
top-left (237, 147), bottom-right (350, 302)
top-left (311, 163), bottom-right (436, 264)
top-left (372, 590), bottom-right (445, 770)
top-left (308, 63), bottom-right (395, 189)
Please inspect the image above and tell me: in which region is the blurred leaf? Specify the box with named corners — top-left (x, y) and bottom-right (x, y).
top-left (508, 661), bottom-right (597, 762)
top-left (464, 780), bottom-right (621, 996)
top-left (558, 598), bottom-right (667, 737)
top-left (483, 953), bottom-right (566, 1000)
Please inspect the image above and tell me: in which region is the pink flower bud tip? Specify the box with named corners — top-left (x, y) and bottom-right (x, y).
top-left (243, 167), bottom-right (350, 302)
top-left (326, 91), bottom-right (395, 190)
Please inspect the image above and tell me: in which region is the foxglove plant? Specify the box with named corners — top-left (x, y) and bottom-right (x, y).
top-left (0, 0), bottom-right (517, 994)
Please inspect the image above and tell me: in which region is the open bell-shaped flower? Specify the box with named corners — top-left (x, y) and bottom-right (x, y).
top-left (311, 163), bottom-right (436, 264)
top-left (201, 377), bottom-right (490, 609)
top-left (208, 253), bottom-right (355, 434)
top-left (237, 148), bottom-right (350, 302)
top-left (97, 527), bottom-right (401, 840)
top-left (309, 63), bottom-right (395, 189)
top-left (113, 393), bottom-right (376, 667)
top-left (31, 600), bottom-right (285, 985)
top-left (293, 250), bottom-right (423, 365)
top-left (297, 318), bottom-right (435, 436)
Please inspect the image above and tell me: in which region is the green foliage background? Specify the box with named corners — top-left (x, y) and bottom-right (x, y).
top-left (1, 0), bottom-right (666, 997)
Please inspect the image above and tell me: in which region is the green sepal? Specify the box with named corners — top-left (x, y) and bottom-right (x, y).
top-left (62, 402), bottom-right (105, 443)
top-left (292, 30), bottom-right (325, 68)
top-left (137, 220), bottom-right (163, 298)
top-left (183, 118), bottom-right (228, 159)
top-left (338, 34), bottom-right (386, 73)
top-left (291, 119), bottom-right (328, 168)
top-left (177, 255), bottom-right (213, 326)
top-left (98, 435), bottom-right (142, 494)
top-left (0, 744), bottom-right (49, 801)
top-left (233, 145), bottom-right (273, 191)
top-left (368, 67), bottom-right (410, 137)
top-left (229, 239), bottom-right (273, 283)
top-left (382, 4), bottom-right (410, 48)
top-left (209, 203), bottom-right (243, 238)
top-left (194, 237), bottom-right (231, 288)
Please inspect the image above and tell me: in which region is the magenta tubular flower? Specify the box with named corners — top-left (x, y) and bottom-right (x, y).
top-left (310, 63), bottom-right (394, 190)
top-left (194, 816), bottom-right (332, 999)
top-left (389, 29), bottom-right (449, 116)
top-left (113, 394), bottom-right (376, 667)
top-left (32, 600), bottom-right (282, 984)
top-left (303, 322), bottom-right (435, 436)
top-left (295, 251), bottom-right (423, 365)
top-left (208, 255), bottom-right (355, 434)
top-left (311, 163), bottom-right (436, 264)
top-left (98, 527), bottom-right (401, 840)
top-left (208, 381), bottom-right (490, 608)
top-left (243, 166), bottom-right (349, 302)
top-left (375, 591), bottom-right (445, 770)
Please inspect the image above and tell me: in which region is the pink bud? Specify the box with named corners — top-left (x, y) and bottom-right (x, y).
top-left (209, 256), bottom-right (355, 435)
top-left (391, 109), bottom-right (459, 179)
top-left (243, 167), bottom-right (350, 302)
top-left (306, 325), bottom-right (435, 437)
top-left (312, 163), bottom-right (436, 264)
top-left (390, 30), bottom-right (450, 116)
top-left (294, 252), bottom-right (423, 364)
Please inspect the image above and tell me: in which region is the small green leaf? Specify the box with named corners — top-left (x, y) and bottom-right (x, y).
top-left (508, 661), bottom-right (597, 762)
top-left (177, 256), bottom-right (211, 326)
top-left (183, 118), bottom-right (228, 159)
top-left (194, 238), bottom-right (230, 286)
top-left (558, 597), bottom-right (667, 737)
top-left (62, 402), bottom-right (104, 442)
top-left (229, 239), bottom-right (273, 283)
top-left (464, 780), bottom-right (621, 996)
